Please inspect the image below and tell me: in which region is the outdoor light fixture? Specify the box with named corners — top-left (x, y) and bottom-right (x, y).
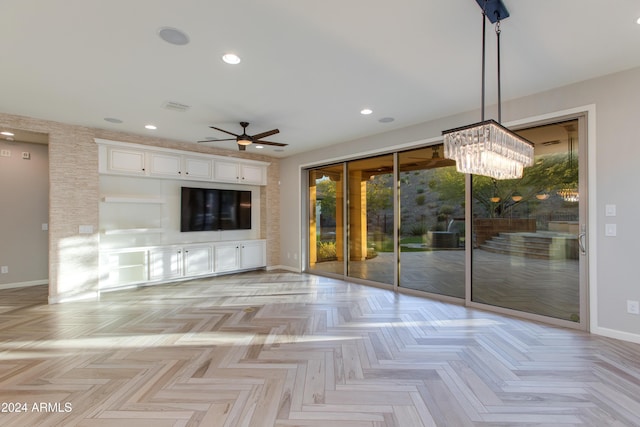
top-left (442, 0), bottom-right (534, 180)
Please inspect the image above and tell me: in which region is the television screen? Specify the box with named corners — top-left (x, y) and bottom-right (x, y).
top-left (181, 187), bottom-right (251, 232)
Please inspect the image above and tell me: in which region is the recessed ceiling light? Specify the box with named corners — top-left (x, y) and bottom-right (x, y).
top-left (360, 108), bottom-right (373, 115)
top-left (379, 117), bottom-right (395, 123)
top-left (158, 27), bottom-right (190, 45)
top-left (1, 131), bottom-right (15, 136)
top-left (637, 16), bottom-right (640, 24)
top-left (222, 53), bottom-right (241, 65)
top-left (145, 124), bottom-right (157, 130)
top-left (255, 145), bottom-right (264, 149)
top-left (104, 117), bottom-right (123, 124)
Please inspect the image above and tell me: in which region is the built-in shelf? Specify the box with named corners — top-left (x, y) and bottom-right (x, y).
top-left (101, 196), bottom-right (166, 204)
top-left (103, 228), bottom-right (165, 235)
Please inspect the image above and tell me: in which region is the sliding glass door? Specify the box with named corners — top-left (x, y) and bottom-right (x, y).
top-left (398, 146), bottom-right (465, 297)
top-left (471, 119), bottom-right (586, 323)
top-left (306, 117), bottom-right (587, 328)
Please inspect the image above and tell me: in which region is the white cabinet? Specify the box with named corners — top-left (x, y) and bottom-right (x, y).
top-left (97, 139), bottom-right (268, 185)
top-left (213, 240), bottom-right (266, 273)
top-left (106, 147), bottom-right (146, 176)
top-left (184, 157), bottom-right (213, 180)
top-left (214, 243), bottom-right (241, 273)
top-left (240, 164), bottom-right (265, 185)
top-left (240, 240), bottom-right (266, 269)
top-left (99, 240), bottom-right (264, 290)
top-left (213, 160), bottom-right (240, 183)
top-left (149, 247), bottom-right (183, 281)
top-left (149, 152), bottom-right (182, 178)
top-left (149, 153), bottom-right (213, 180)
top-left (214, 160), bottom-right (266, 185)
top-left (183, 244), bottom-right (214, 276)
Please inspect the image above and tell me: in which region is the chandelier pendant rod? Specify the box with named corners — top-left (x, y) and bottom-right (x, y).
top-left (481, 9), bottom-right (486, 122)
top-left (496, 18), bottom-right (502, 123)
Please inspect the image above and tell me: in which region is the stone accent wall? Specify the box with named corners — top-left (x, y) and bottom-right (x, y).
top-left (0, 112), bottom-right (281, 303)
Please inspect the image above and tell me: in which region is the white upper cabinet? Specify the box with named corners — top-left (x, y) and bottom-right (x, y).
top-left (106, 147), bottom-right (147, 176)
top-left (214, 160), bottom-right (266, 185)
top-left (213, 160), bottom-right (240, 183)
top-left (183, 156), bottom-right (213, 180)
top-left (97, 139), bottom-right (267, 185)
top-left (149, 152), bottom-right (182, 178)
top-left (240, 163), bottom-right (266, 185)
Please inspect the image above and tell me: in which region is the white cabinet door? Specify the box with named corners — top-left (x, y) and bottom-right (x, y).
top-left (183, 244), bottom-right (214, 276)
top-left (240, 240), bottom-right (266, 269)
top-left (214, 160), bottom-right (240, 182)
top-left (107, 147), bottom-right (146, 175)
top-left (240, 164), bottom-right (265, 185)
top-left (149, 247), bottom-right (183, 281)
top-left (149, 152), bottom-right (182, 178)
top-left (214, 243), bottom-right (240, 273)
top-left (184, 157), bottom-right (213, 180)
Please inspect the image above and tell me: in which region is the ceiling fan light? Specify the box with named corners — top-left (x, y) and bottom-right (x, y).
top-left (237, 137), bottom-right (252, 145)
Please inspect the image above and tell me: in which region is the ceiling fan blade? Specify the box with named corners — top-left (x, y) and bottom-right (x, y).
top-left (256, 140), bottom-right (288, 147)
top-left (197, 138), bottom-right (237, 143)
top-left (237, 144), bottom-right (247, 151)
top-left (209, 126), bottom-right (240, 137)
top-left (251, 128), bottom-right (280, 140)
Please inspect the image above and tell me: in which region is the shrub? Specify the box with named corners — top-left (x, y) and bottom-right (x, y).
top-left (409, 223), bottom-right (429, 236)
top-left (317, 241), bottom-right (337, 261)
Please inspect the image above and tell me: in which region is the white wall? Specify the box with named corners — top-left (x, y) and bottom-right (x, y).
top-left (0, 140), bottom-right (49, 287)
top-left (279, 66), bottom-right (640, 342)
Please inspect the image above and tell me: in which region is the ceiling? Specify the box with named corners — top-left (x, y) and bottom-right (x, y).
top-left (1, 1), bottom-right (639, 156)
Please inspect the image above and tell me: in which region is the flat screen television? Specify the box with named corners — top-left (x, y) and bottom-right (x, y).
top-left (180, 187), bottom-right (251, 232)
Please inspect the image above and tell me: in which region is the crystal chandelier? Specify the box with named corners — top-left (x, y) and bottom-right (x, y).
top-left (443, 0), bottom-right (534, 180)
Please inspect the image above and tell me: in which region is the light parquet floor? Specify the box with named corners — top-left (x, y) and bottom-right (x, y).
top-left (0, 271), bottom-right (639, 426)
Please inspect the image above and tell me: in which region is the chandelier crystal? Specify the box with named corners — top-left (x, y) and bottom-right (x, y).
top-left (443, 119), bottom-right (534, 180)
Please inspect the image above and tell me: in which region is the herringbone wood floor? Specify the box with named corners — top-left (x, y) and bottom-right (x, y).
top-left (0, 271), bottom-right (639, 426)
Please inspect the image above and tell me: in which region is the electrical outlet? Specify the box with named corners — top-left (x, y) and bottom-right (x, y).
top-left (627, 300), bottom-right (640, 315)
top-left (22, 151), bottom-right (31, 160)
top-left (0, 149), bottom-right (10, 157)
top-left (0, 266), bottom-right (8, 274)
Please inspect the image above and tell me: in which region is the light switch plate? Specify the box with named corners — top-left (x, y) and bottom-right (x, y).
top-left (605, 224), bottom-right (617, 236)
top-left (78, 225), bottom-right (94, 234)
top-left (605, 204), bottom-right (616, 217)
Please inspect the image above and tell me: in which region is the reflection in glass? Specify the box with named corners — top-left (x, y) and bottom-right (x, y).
top-left (346, 155), bottom-right (394, 285)
top-left (471, 120), bottom-right (581, 322)
top-left (308, 165), bottom-right (344, 276)
top-left (398, 146), bottom-right (465, 297)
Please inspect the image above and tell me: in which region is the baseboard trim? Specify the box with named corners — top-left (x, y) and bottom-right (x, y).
top-left (0, 280), bottom-right (48, 290)
top-left (591, 326), bottom-right (640, 345)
